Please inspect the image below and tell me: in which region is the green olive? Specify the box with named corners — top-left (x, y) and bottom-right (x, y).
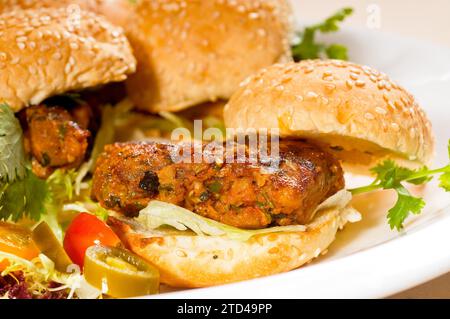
top-left (84, 245), bottom-right (160, 298)
top-left (32, 221), bottom-right (72, 272)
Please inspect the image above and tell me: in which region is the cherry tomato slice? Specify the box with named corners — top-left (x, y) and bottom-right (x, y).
top-left (63, 213), bottom-right (120, 268)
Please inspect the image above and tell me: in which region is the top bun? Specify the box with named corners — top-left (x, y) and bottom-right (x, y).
top-left (0, 0), bottom-right (117, 11)
top-left (101, 0), bottom-right (293, 113)
top-left (224, 60), bottom-right (434, 168)
top-left (0, 7), bottom-right (136, 112)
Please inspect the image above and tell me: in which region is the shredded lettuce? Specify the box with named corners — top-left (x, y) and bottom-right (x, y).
top-left (137, 190), bottom-right (354, 242)
top-left (137, 201), bottom-right (306, 242)
top-left (63, 199), bottom-right (109, 221)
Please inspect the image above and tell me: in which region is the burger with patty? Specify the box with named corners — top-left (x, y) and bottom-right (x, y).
top-left (0, 3), bottom-right (448, 299)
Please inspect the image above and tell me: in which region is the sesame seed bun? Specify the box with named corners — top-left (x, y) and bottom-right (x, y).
top-left (0, 7), bottom-right (136, 112)
top-left (98, 0), bottom-right (293, 113)
top-left (108, 202), bottom-right (359, 288)
top-left (224, 60), bottom-right (435, 169)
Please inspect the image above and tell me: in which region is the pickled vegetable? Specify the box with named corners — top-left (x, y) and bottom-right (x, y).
top-left (84, 245), bottom-right (159, 298)
top-left (32, 221), bottom-right (73, 272)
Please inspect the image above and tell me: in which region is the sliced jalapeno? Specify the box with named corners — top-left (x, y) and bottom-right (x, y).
top-left (84, 245), bottom-right (159, 298)
top-left (32, 221), bottom-right (73, 272)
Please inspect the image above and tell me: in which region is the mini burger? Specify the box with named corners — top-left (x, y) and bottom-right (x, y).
top-left (0, 7), bottom-right (136, 178)
top-left (95, 60), bottom-right (434, 288)
top-left (98, 0), bottom-right (294, 113)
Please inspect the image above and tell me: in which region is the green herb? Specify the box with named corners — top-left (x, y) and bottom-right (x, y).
top-left (292, 7), bottom-right (353, 61)
top-left (0, 104), bottom-right (27, 182)
top-left (350, 140), bottom-right (450, 230)
top-left (0, 169), bottom-right (48, 222)
top-left (208, 180), bottom-right (223, 193)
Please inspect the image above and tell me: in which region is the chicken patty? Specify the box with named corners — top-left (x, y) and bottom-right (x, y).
top-left (23, 104), bottom-right (90, 178)
top-left (91, 140), bottom-right (344, 229)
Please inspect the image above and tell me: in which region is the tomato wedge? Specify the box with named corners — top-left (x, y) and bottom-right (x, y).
top-left (63, 213), bottom-right (120, 268)
top-left (0, 222), bottom-right (40, 271)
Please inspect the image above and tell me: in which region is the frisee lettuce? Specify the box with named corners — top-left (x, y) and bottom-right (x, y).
top-left (0, 252), bottom-right (101, 299)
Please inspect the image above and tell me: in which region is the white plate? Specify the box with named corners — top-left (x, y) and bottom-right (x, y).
top-left (149, 27), bottom-right (450, 299)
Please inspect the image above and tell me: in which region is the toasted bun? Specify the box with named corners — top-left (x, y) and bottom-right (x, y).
top-left (108, 205), bottom-right (357, 288)
top-left (98, 0), bottom-right (293, 113)
top-left (0, 7), bottom-right (136, 112)
top-left (0, 0), bottom-right (115, 13)
top-left (224, 60), bottom-right (435, 168)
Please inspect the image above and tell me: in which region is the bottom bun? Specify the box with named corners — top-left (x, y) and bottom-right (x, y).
top-left (108, 205), bottom-right (359, 288)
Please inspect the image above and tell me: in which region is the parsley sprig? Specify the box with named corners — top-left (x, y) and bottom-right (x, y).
top-left (292, 7), bottom-right (353, 61)
top-left (349, 140), bottom-right (450, 230)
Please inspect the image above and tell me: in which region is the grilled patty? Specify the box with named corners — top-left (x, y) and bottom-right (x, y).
top-left (91, 140), bottom-right (344, 229)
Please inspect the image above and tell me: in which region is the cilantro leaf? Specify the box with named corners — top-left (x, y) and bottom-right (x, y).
top-left (387, 185), bottom-right (425, 230)
top-left (292, 7), bottom-right (353, 61)
top-left (325, 44), bottom-right (349, 60)
top-left (0, 104), bottom-right (27, 182)
top-left (439, 171), bottom-right (450, 191)
top-left (350, 139), bottom-right (450, 230)
top-left (0, 169), bottom-right (48, 222)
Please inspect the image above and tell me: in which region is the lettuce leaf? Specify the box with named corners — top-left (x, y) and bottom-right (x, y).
top-left (137, 201), bottom-right (307, 242)
top-left (137, 190), bottom-right (354, 242)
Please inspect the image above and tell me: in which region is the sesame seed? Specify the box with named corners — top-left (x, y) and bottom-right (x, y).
top-left (65, 63), bottom-right (72, 74)
top-left (349, 67), bottom-right (360, 74)
top-left (349, 73), bottom-right (358, 80)
top-left (377, 80), bottom-right (385, 89)
top-left (375, 107), bottom-right (387, 115)
top-left (40, 44), bottom-right (50, 52)
top-left (38, 57), bottom-right (47, 65)
top-left (306, 91), bottom-right (318, 99)
top-left (70, 42), bottom-right (79, 50)
top-left (248, 12), bottom-right (259, 19)
top-left (394, 101), bottom-right (403, 108)
top-left (16, 36), bottom-right (27, 42)
top-left (296, 95), bottom-right (304, 102)
top-left (346, 79), bottom-right (354, 88)
top-left (354, 80), bottom-right (365, 87)
top-left (10, 57), bottom-right (20, 65)
top-left (49, 52), bottom-right (61, 60)
top-left (17, 42), bottom-right (26, 50)
top-left (325, 83), bottom-right (336, 91)
top-left (28, 66), bottom-right (37, 75)
top-left (369, 75), bottom-right (377, 82)
top-left (29, 41), bottom-right (36, 49)
top-left (304, 66), bottom-right (314, 74)
top-left (391, 123), bottom-right (400, 131)
top-left (111, 30), bottom-right (121, 38)
top-left (323, 75), bottom-right (334, 82)
top-left (257, 28), bottom-right (267, 37)
top-left (364, 112), bottom-right (375, 120)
